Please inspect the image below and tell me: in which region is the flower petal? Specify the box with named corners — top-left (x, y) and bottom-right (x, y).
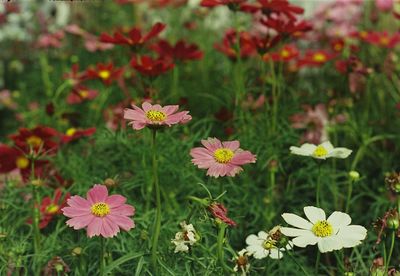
top-left (106, 195), bottom-right (126, 208)
top-left (108, 214), bottom-right (135, 231)
top-left (317, 236), bottom-right (342, 253)
top-left (292, 233), bottom-right (319, 247)
top-left (87, 217), bottom-right (103, 237)
top-left (327, 211), bottom-right (351, 230)
top-left (87, 184), bottom-right (108, 204)
top-left (222, 141), bottom-right (240, 151)
top-left (328, 147), bottom-right (352, 159)
top-left (304, 206), bottom-right (326, 224)
top-left (280, 227), bottom-right (311, 237)
top-left (282, 213), bottom-right (313, 230)
top-left (66, 214), bottom-right (94, 230)
top-left (290, 144), bottom-right (316, 156)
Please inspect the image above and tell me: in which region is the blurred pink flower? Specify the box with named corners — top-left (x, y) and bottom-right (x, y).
top-left (37, 30), bottom-right (65, 49)
top-left (62, 184), bottom-right (135, 238)
top-left (0, 90), bottom-right (17, 110)
top-left (375, 0), bottom-right (393, 11)
top-left (124, 102), bottom-right (191, 130)
top-left (65, 24), bottom-right (114, 52)
top-left (190, 138), bottom-right (256, 178)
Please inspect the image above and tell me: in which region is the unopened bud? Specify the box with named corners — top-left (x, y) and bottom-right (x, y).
top-left (349, 171), bottom-right (360, 181)
top-left (72, 247), bottom-right (82, 256)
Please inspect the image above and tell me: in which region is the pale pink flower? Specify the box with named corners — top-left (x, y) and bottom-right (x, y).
top-left (62, 184), bottom-right (135, 238)
top-left (375, 0), bottom-right (393, 11)
top-left (124, 102), bottom-right (192, 130)
top-left (190, 138), bottom-right (256, 178)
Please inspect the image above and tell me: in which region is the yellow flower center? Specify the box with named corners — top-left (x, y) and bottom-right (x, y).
top-left (312, 220), bottom-right (333, 237)
top-left (91, 202), bottom-right (110, 217)
top-left (79, 90), bottom-right (89, 98)
top-left (213, 148), bottom-right (234, 164)
top-left (46, 204), bottom-right (59, 214)
top-left (27, 135), bottom-right (43, 148)
top-left (146, 110), bottom-right (167, 122)
top-left (313, 145), bottom-right (328, 158)
top-left (313, 53), bottom-right (327, 63)
top-left (380, 37), bottom-right (389, 45)
top-left (280, 49), bottom-right (290, 58)
top-left (263, 239), bottom-right (276, 250)
top-left (66, 128), bottom-right (77, 136)
top-left (16, 156), bottom-right (29, 169)
top-left (98, 70), bottom-right (110, 79)
top-left (334, 44), bottom-right (343, 51)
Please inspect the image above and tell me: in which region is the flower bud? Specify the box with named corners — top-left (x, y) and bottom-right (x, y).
top-left (349, 171), bottom-right (360, 181)
top-left (72, 247), bottom-right (82, 256)
top-left (387, 216), bottom-right (399, 230)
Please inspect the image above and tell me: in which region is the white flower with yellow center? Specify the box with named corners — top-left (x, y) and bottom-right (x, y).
top-left (245, 229), bottom-right (292, 259)
top-left (289, 141), bottom-right (352, 160)
top-left (171, 221), bottom-right (198, 253)
top-left (281, 206), bottom-right (367, 253)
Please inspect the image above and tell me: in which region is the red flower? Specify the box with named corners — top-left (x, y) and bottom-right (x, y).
top-left (150, 40), bottom-right (203, 62)
top-left (260, 17), bottom-right (312, 38)
top-left (200, 0), bottom-right (247, 9)
top-left (297, 50), bottom-right (337, 67)
top-left (63, 64), bottom-right (88, 87)
top-left (61, 127), bottom-right (96, 143)
top-left (9, 126), bottom-right (60, 154)
top-left (241, 0), bottom-right (304, 20)
top-left (208, 203), bottom-right (236, 226)
top-left (85, 63), bottom-right (124, 85)
top-left (330, 38), bottom-right (345, 52)
top-left (99, 22), bottom-right (166, 47)
top-left (251, 34), bottom-right (281, 55)
top-left (130, 55), bottom-right (174, 77)
top-left (362, 31), bottom-right (400, 49)
top-left (38, 188), bottom-right (70, 229)
top-left (214, 30), bottom-right (256, 60)
top-left (263, 44), bottom-right (299, 62)
top-left (66, 86), bottom-right (98, 105)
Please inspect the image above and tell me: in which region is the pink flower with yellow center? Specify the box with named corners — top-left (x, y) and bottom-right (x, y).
top-left (62, 185), bottom-right (135, 238)
top-left (123, 102), bottom-right (192, 130)
top-left (190, 137), bottom-right (256, 178)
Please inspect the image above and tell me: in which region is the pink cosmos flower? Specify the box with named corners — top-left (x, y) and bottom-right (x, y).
top-left (62, 185), bottom-right (135, 238)
top-left (123, 102), bottom-right (192, 130)
top-left (190, 138), bottom-right (256, 178)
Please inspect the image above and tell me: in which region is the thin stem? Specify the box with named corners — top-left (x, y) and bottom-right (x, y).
top-left (316, 163), bottom-right (322, 207)
top-left (39, 52), bottom-right (53, 98)
top-left (217, 223), bottom-right (230, 272)
top-left (315, 250), bottom-right (321, 275)
top-left (345, 179), bottom-right (354, 213)
top-left (385, 231), bottom-right (396, 274)
top-left (150, 129), bottom-right (161, 273)
top-left (100, 238), bottom-right (105, 276)
top-left (30, 159), bottom-right (40, 276)
top-left (286, 250), bottom-right (311, 276)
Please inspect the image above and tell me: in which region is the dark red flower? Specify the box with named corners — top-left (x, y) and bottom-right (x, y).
top-left (130, 55), bottom-right (174, 77)
top-left (260, 17), bottom-right (312, 38)
top-left (330, 38), bottom-right (345, 52)
top-left (200, 0), bottom-right (247, 9)
top-left (38, 188), bottom-right (70, 229)
top-left (263, 44), bottom-right (299, 62)
top-left (66, 86), bottom-right (98, 105)
top-left (150, 40), bottom-right (203, 62)
top-left (297, 50), bottom-right (337, 67)
top-left (362, 31), bottom-right (400, 49)
top-left (85, 63), bottom-right (124, 85)
top-left (9, 126), bottom-right (60, 154)
top-left (99, 22), bottom-right (166, 47)
top-left (214, 30), bottom-right (256, 60)
top-left (61, 127), bottom-right (96, 144)
top-left (208, 202), bottom-right (237, 226)
top-left (250, 34), bottom-right (281, 55)
top-left (241, 0), bottom-right (304, 20)
top-left (63, 64), bottom-right (88, 87)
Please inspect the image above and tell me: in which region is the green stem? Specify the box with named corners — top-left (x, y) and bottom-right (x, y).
top-left (217, 223), bottom-right (229, 272)
top-left (384, 231), bottom-right (396, 274)
top-left (30, 160), bottom-right (40, 275)
top-left (39, 52), bottom-right (53, 98)
top-left (345, 179), bottom-right (354, 213)
top-left (150, 129), bottom-right (161, 273)
top-left (315, 250), bottom-right (321, 275)
top-left (316, 163), bottom-right (322, 207)
top-left (286, 250), bottom-right (311, 276)
top-left (100, 238), bottom-right (105, 276)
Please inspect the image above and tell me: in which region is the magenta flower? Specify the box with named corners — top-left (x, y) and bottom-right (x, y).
top-left (62, 185), bottom-right (135, 238)
top-left (208, 202), bottom-right (236, 227)
top-left (123, 102), bottom-right (192, 130)
top-left (190, 138), bottom-right (256, 178)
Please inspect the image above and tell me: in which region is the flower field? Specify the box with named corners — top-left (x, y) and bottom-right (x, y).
top-left (1, 0), bottom-right (400, 275)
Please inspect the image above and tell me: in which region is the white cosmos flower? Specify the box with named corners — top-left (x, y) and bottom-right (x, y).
top-left (171, 221), bottom-right (198, 253)
top-left (233, 249), bottom-right (250, 275)
top-left (245, 229), bottom-right (292, 259)
top-left (289, 141), bottom-right (352, 160)
top-left (281, 206), bottom-right (367, 253)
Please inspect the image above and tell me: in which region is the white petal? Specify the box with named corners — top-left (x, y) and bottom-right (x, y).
top-left (336, 225), bottom-right (367, 248)
top-left (292, 234), bottom-right (319, 247)
top-left (246, 234), bottom-right (263, 246)
top-left (246, 245), bottom-right (263, 255)
top-left (258, 231), bottom-right (268, 240)
top-left (327, 211), bottom-right (351, 231)
top-left (317, 236), bottom-right (342, 253)
top-left (282, 213), bottom-right (313, 230)
top-left (280, 227), bottom-right (311, 237)
top-left (304, 206), bottom-right (326, 223)
top-left (290, 144), bottom-right (316, 156)
top-left (252, 248), bottom-right (268, 259)
top-left (328, 147), bottom-right (352, 159)
top-left (319, 141), bottom-right (334, 152)
top-left (269, 248), bottom-right (284, 259)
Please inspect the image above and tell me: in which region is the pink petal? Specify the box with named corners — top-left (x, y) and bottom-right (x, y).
top-left (131, 121), bottom-right (147, 130)
top-left (190, 147), bottom-right (213, 158)
top-left (101, 216), bottom-right (120, 238)
top-left (142, 102), bottom-right (153, 112)
top-left (162, 105), bottom-right (179, 115)
top-left (226, 164), bottom-right (243, 176)
top-left (222, 141), bottom-right (240, 151)
top-left (124, 108), bottom-right (146, 121)
top-left (108, 214), bottom-right (135, 231)
top-left (66, 195), bottom-right (91, 209)
top-left (66, 214), bottom-right (94, 229)
top-left (106, 195), bottom-right (126, 208)
top-left (231, 151), bottom-right (256, 165)
top-left (87, 184), bottom-right (108, 204)
top-left (62, 206), bottom-right (91, 218)
top-left (152, 104), bottom-right (163, 111)
top-left (201, 138), bottom-right (222, 152)
top-left (165, 111), bottom-right (189, 125)
top-left (87, 217), bottom-right (103, 237)
top-left (206, 163), bottom-right (226, 178)
top-left (111, 204), bottom-right (135, 216)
